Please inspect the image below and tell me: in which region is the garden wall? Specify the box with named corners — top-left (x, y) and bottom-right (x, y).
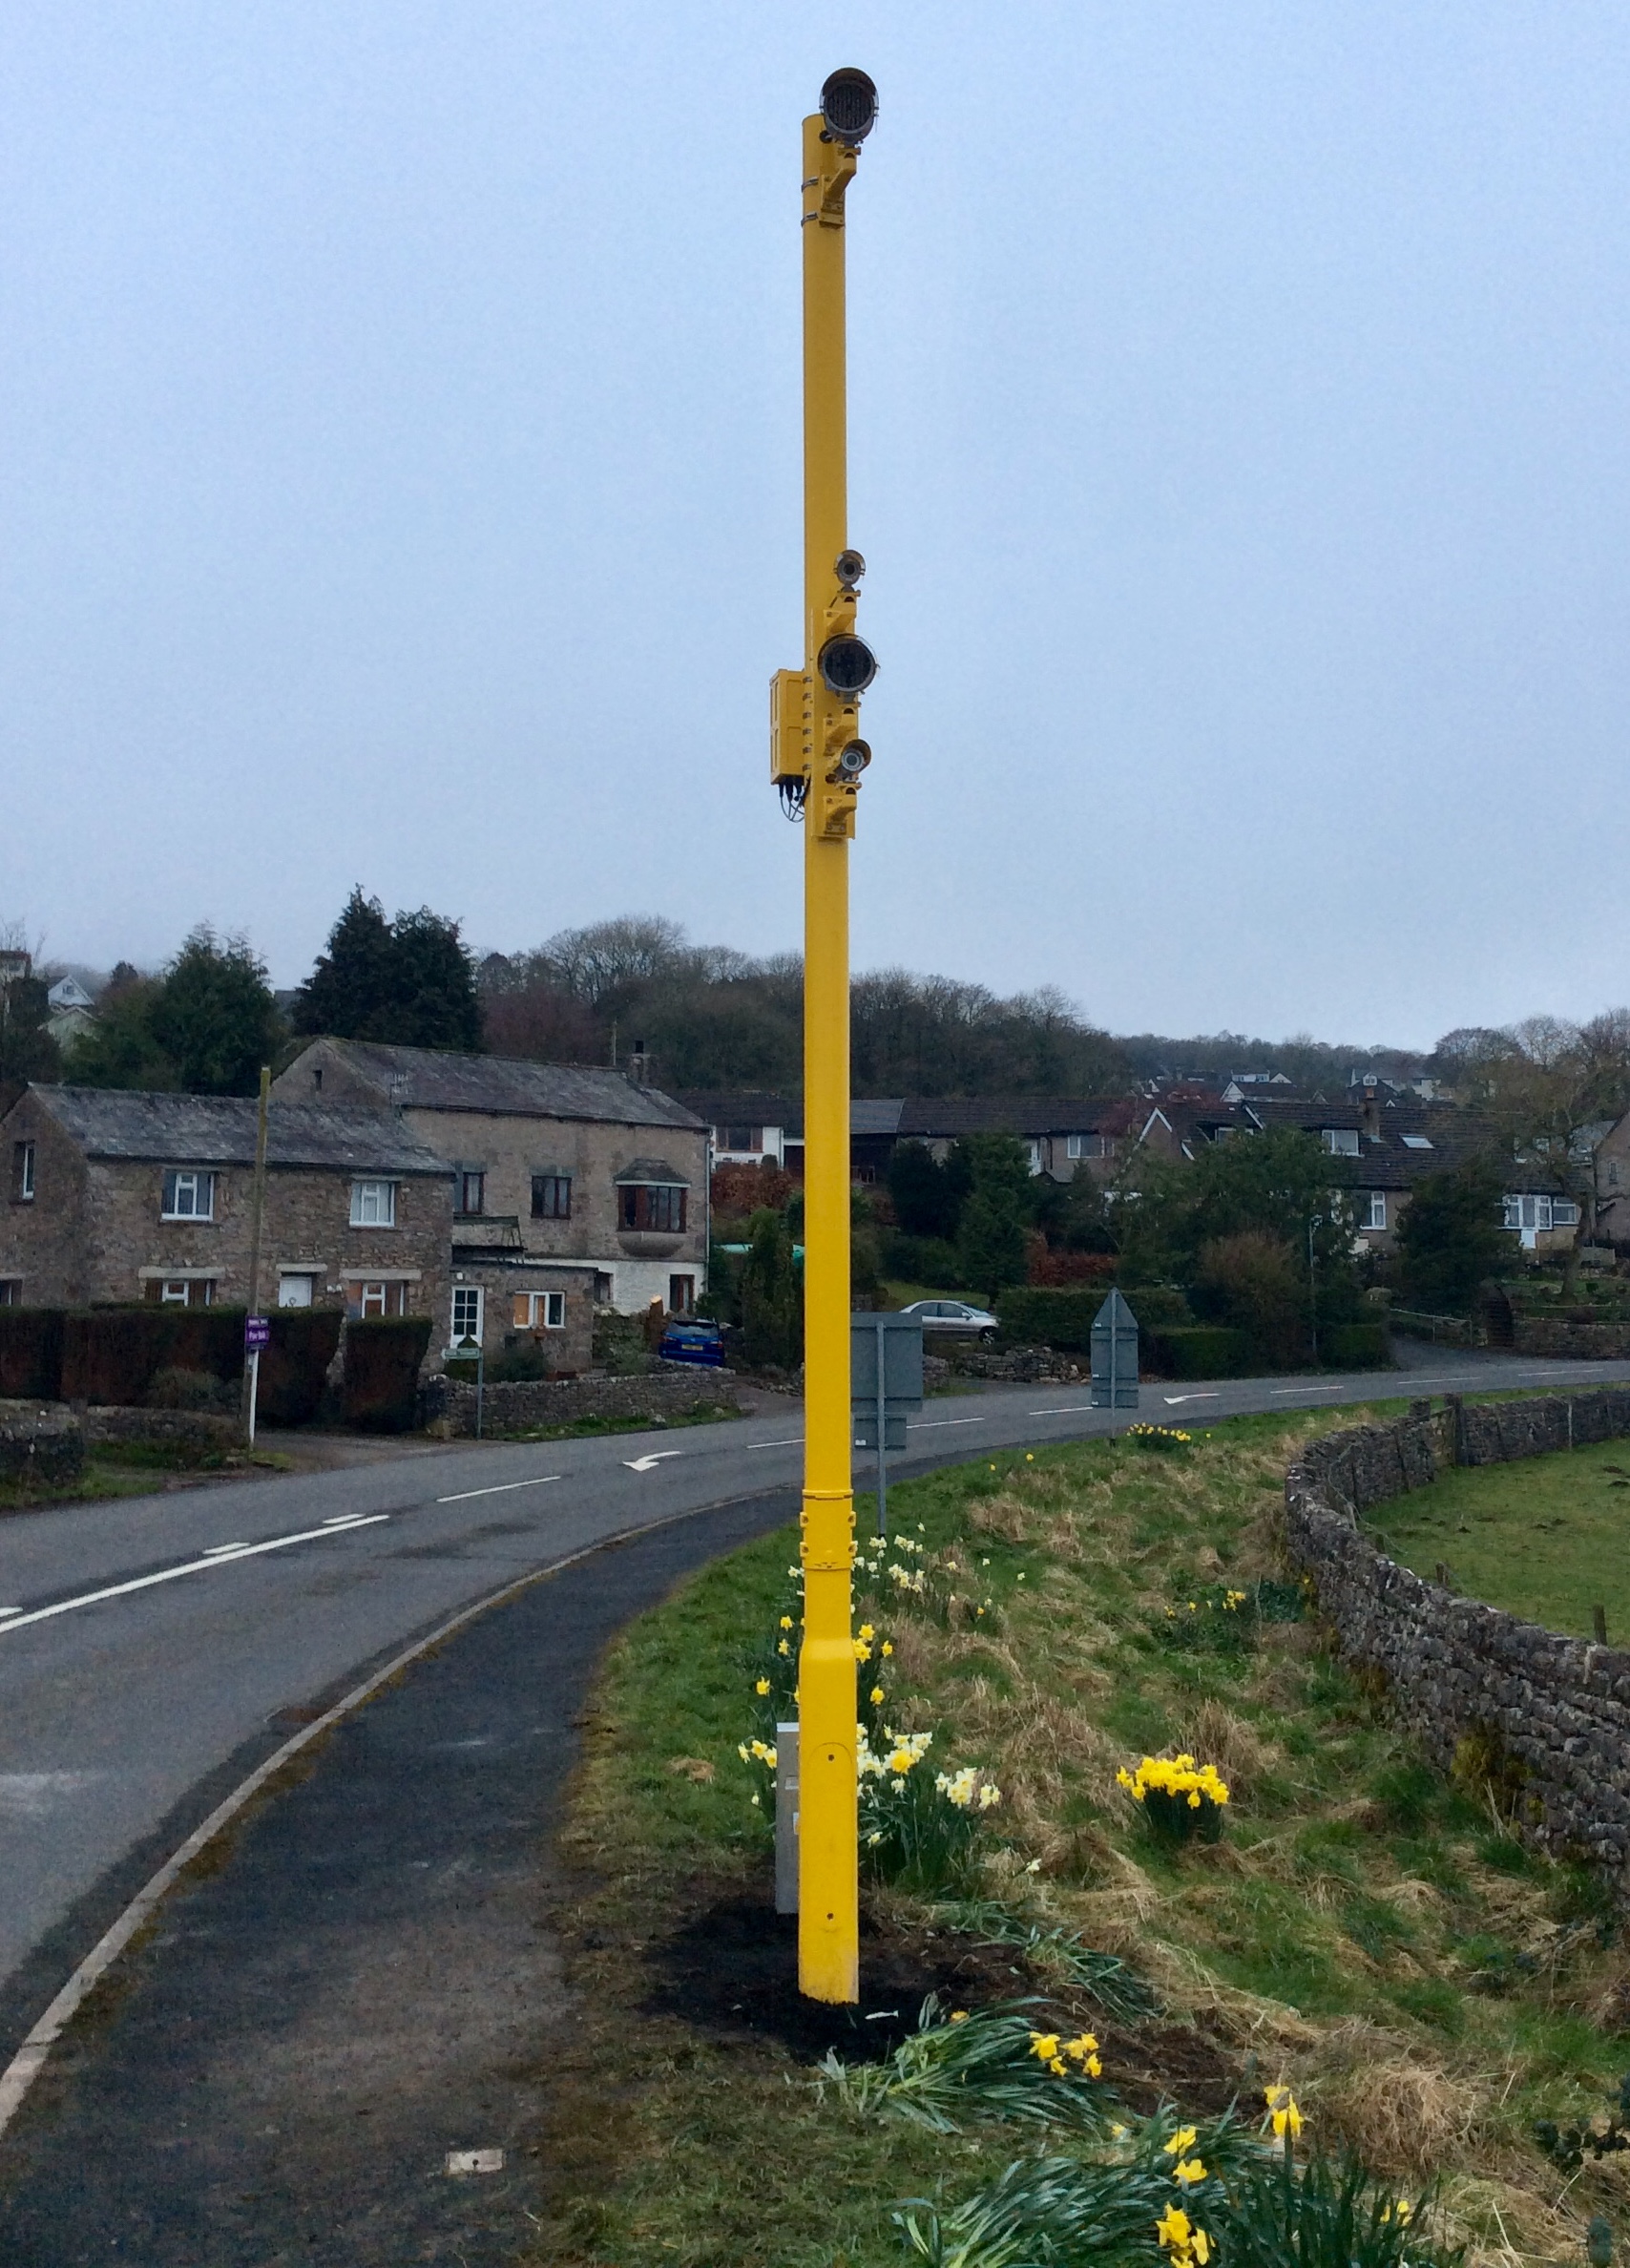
top-left (1285, 1387), bottom-right (1630, 1900)
top-left (419, 1365), bottom-right (746, 1438)
top-left (1513, 1318), bottom-right (1630, 1360)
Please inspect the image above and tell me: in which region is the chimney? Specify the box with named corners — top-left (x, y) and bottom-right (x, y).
top-left (629, 1040), bottom-right (650, 1086)
top-left (1361, 1078), bottom-right (1381, 1142)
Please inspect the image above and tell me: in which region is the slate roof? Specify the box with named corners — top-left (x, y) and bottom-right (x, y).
top-left (891, 1096), bottom-right (1138, 1139)
top-left (675, 1092), bottom-right (804, 1137)
top-left (614, 1156), bottom-right (691, 1186)
top-left (25, 1087), bottom-right (453, 1175)
top-left (294, 1040), bottom-right (704, 1130)
top-left (1232, 1098), bottom-right (1553, 1192)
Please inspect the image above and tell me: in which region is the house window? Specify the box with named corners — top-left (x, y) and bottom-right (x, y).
top-left (594, 1271), bottom-right (614, 1304)
top-left (669, 1273), bottom-right (696, 1313)
top-left (161, 1168), bottom-right (215, 1220)
top-left (1400, 1134), bottom-right (1434, 1150)
top-left (12, 1142), bottom-right (35, 1202)
top-left (620, 1184), bottom-right (687, 1232)
top-left (1553, 1200), bottom-right (1580, 1227)
top-left (1024, 1142), bottom-right (1042, 1175)
top-left (722, 1125), bottom-right (759, 1152)
top-left (1361, 1192), bottom-right (1388, 1230)
top-left (0, 1280), bottom-right (20, 1306)
top-left (457, 1170), bottom-right (486, 1216)
top-left (450, 1285), bottom-right (484, 1345)
top-left (512, 1290), bottom-right (566, 1330)
top-left (350, 1179), bottom-right (397, 1228)
top-left (151, 1277), bottom-right (215, 1307)
top-left (278, 1274), bottom-right (316, 1308)
top-left (531, 1174), bottom-right (572, 1220)
top-left (1322, 1128), bottom-right (1361, 1157)
top-left (1504, 1195), bottom-right (1576, 1232)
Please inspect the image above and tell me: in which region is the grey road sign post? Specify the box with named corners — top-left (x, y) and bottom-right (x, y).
top-left (852, 1312), bottom-right (923, 1539)
top-left (1091, 1289), bottom-right (1139, 1411)
top-left (775, 1720), bottom-right (800, 1913)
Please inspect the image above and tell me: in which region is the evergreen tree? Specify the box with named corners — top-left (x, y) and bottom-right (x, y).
top-left (62, 976), bottom-right (175, 1089)
top-left (1393, 1160), bottom-right (1509, 1315)
top-left (0, 971), bottom-right (61, 1086)
top-left (955, 1134), bottom-right (1033, 1304)
top-left (888, 1140), bottom-right (957, 1237)
top-left (293, 889), bottom-right (481, 1050)
top-left (740, 1207), bottom-right (803, 1371)
top-left (148, 928), bottom-right (282, 1095)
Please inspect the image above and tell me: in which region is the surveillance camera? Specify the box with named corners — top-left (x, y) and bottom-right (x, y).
top-left (821, 68), bottom-right (878, 144)
top-left (835, 549), bottom-right (866, 590)
top-left (831, 740), bottom-right (871, 779)
top-left (818, 633), bottom-right (878, 697)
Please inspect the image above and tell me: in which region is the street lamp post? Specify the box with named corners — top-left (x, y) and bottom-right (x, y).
top-left (1307, 1214), bottom-right (1324, 1367)
top-left (771, 67), bottom-right (879, 2006)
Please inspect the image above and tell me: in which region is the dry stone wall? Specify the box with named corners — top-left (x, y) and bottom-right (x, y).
top-left (420, 1364), bottom-right (744, 1438)
top-left (1285, 1388), bottom-right (1630, 1900)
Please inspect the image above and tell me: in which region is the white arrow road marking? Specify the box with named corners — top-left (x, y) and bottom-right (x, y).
top-left (0, 1515), bottom-right (388, 1640)
top-left (435, 1474), bottom-right (563, 1504)
top-left (1163, 1393), bottom-right (1222, 1405)
top-left (623, 1451), bottom-right (684, 1473)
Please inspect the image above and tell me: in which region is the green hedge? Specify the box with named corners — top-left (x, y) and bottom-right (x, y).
top-left (1142, 1325), bottom-right (1254, 1379)
top-left (0, 1309), bottom-right (66, 1399)
top-left (1319, 1320), bottom-right (1391, 1371)
top-left (342, 1316), bottom-right (432, 1433)
top-left (997, 1284), bottom-right (1190, 1352)
top-left (60, 1307), bottom-right (246, 1405)
top-left (881, 1231), bottom-right (963, 1290)
top-left (257, 1310), bottom-right (344, 1426)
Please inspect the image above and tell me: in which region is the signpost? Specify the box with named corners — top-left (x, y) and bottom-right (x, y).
top-left (851, 1312), bottom-right (923, 1540)
top-left (243, 1313), bottom-right (270, 1445)
top-left (1090, 1289), bottom-right (1140, 1412)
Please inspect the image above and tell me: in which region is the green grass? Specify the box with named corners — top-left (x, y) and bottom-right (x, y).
top-left (532, 1408), bottom-right (1630, 2268)
top-left (1363, 1439), bottom-right (1630, 1642)
top-left (491, 1400), bottom-right (746, 1444)
top-left (0, 1442), bottom-right (292, 1513)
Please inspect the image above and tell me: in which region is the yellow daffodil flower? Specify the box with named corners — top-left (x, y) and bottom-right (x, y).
top-left (754, 1677), bottom-right (770, 1695)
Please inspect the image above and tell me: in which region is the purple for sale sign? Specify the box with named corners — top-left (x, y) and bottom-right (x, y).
top-left (244, 1316), bottom-right (270, 1352)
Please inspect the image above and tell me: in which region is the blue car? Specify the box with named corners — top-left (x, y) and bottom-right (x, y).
top-left (658, 1318), bottom-right (725, 1368)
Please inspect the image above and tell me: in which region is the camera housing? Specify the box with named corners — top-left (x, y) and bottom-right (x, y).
top-left (830, 740), bottom-right (871, 780)
top-left (834, 549), bottom-right (866, 590)
top-left (817, 634), bottom-right (878, 697)
top-left (821, 68), bottom-right (878, 144)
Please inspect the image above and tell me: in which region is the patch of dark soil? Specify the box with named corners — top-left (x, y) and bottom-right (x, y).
top-left (641, 1880), bottom-right (1242, 2113)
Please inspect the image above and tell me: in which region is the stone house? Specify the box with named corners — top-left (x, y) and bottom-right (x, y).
top-left (849, 1097), bottom-right (1141, 1185)
top-left (272, 1040), bottom-right (709, 1345)
top-left (675, 1091), bottom-right (804, 1175)
top-left (0, 1085), bottom-right (453, 1319)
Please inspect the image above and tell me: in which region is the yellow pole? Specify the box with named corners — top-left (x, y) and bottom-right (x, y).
top-left (795, 76), bottom-right (875, 2004)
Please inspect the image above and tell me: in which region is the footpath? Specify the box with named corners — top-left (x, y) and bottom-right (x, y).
top-left (0, 1486), bottom-right (799, 2267)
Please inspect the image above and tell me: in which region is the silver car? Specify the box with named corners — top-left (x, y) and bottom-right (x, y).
top-left (896, 1298), bottom-right (999, 1342)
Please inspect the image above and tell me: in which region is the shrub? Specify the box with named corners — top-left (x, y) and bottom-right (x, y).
top-left (256, 1309), bottom-right (343, 1426)
top-left (1193, 1231), bottom-right (1308, 1369)
top-left (0, 1308), bottom-right (65, 1399)
top-left (145, 1366), bottom-right (238, 1414)
top-left (1142, 1325), bottom-right (1252, 1379)
top-left (1319, 1321), bottom-right (1390, 1370)
top-left (882, 1231), bottom-right (963, 1289)
top-left (341, 1316), bottom-right (432, 1432)
top-left (996, 1286), bottom-right (1101, 1351)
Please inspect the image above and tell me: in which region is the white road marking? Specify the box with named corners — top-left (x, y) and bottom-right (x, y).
top-left (0, 1772), bottom-right (104, 1818)
top-left (434, 1474), bottom-right (563, 1504)
top-left (1029, 1404), bottom-right (1097, 1416)
top-left (0, 1515), bottom-right (390, 1640)
top-left (1270, 1385), bottom-right (1346, 1396)
top-left (906, 1416), bottom-right (988, 1430)
top-left (747, 1436), bottom-right (805, 1449)
top-left (203, 1542), bottom-right (250, 1555)
top-left (1163, 1393), bottom-right (1222, 1405)
top-left (623, 1451), bottom-right (684, 1472)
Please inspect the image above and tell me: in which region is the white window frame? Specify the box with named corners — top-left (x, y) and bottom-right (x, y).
top-left (16, 1142), bottom-right (35, 1201)
top-left (159, 1278), bottom-right (193, 1305)
top-left (1322, 1127), bottom-right (1361, 1157)
top-left (1361, 1192), bottom-right (1387, 1230)
top-left (542, 1289), bottom-right (565, 1330)
top-left (450, 1285), bottom-right (484, 1346)
top-left (278, 1273), bottom-right (317, 1309)
top-left (161, 1168), bottom-right (215, 1221)
top-left (350, 1179), bottom-right (397, 1228)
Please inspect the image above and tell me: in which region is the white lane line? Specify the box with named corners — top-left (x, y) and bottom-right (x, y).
top-left (906, 1416), bottom-right (988, 1430)
top-left (434, 1475), bottom-right (563, 1505)
top-left (747, 1437), bottom-right (804, 1449)
top-left (0, 1516), bottom-right (390, 1640)
top-left (203, 1543), bottom-right (250, 1555)
top-left (1271, 1385), bottom-right (1346, 1396)
top-left (1030, 1404), bottom-right (1097, 1416)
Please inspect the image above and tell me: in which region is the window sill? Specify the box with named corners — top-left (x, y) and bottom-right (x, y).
top-left (159, 1216), bottom-right (217, 1226)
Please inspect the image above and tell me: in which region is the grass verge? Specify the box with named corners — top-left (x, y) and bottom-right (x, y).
top-left (531, 1407), bottom-right (1630, 2268)
top-left (0, 1442), bottom-right (292, 1513)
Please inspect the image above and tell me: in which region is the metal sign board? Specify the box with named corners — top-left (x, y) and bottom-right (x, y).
top-left (243, 1315), bottom-right (270, 1352)
top-left (853, 1412), bottom-right (908, 1452)
top-left (1090, 1288), bottom-right (1139, 1410)
top-left (850, 1312), bottom-right (924, 1405)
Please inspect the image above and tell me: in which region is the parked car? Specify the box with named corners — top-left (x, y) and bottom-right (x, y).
top-left (658, 1317), bottom-right (726, 1368)
top-left (895, 1299), bottom-right (998, 1342)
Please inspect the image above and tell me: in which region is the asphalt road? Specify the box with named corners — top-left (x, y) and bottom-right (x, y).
top-left (2, 1345), bottom-right (1625, 2070)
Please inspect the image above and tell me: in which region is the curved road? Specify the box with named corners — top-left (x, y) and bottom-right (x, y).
top-left (2, 1348), bottom-right (1624, 2069)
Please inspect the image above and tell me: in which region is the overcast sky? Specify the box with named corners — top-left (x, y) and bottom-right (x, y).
top-left (2, 4), bottom-right (1625, 1048)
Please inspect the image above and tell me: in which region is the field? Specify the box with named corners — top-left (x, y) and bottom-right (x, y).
top-left (1364, 1440), bottom-right (1630, 1644)
top-left (529, 1410), bottom-right (1630, 2268)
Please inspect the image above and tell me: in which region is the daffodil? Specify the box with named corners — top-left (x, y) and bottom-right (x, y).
top-left (1164, 2127), bottom-right (1199, 2158)
top-left (755, 1677), bottom-right (770, 1695)
top-left (1264, 2085), bottom-right (1303, 2139)
top-left (1173, 2159), bottom-right (1207, 2188)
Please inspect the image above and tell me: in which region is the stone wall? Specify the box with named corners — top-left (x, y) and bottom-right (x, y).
top-left (79, 1406), bottom-right (242, 1457)
top-left (1513, 1317), bottom-right (1630, 1360)
top-left (1285, 1388), bottom-right (1630, 1899)
top-left (419, 1364), bottom-right (745, 1438)
top-left (0, 1401), bottom-right (85, 1488)
top-left (941, 1343), bottom-right (1086, 1385)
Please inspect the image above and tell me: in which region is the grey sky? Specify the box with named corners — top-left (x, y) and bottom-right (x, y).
top-left (2, 4), bottom-right (1625, 1049)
